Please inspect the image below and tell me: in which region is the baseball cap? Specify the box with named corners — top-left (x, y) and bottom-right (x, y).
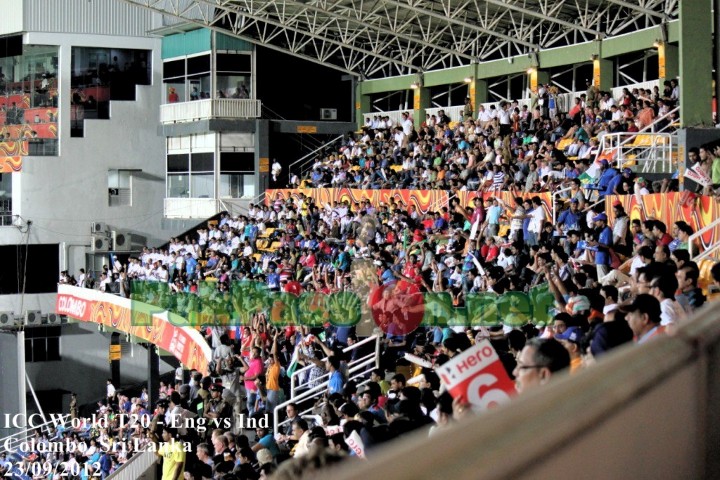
top-left (612, 201), bottom-right (623, 208)
top-left (555, 326), bottom-right (584, 344)
top-left (209, 384), bottom-right (225, 393)
top-left (619, 294), bottom-right (661, 322)
top-left (592, 213), bottom-right (608, 222)
top-left (570, 198), bottom-right (579, 204)
top-left (600, 159), bottom-right (609, 167)
top-left (622, 167), bottom-right (632, 175)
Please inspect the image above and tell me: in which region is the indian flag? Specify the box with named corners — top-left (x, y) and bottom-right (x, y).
top-left (286, 344), bottom-right (300, 378)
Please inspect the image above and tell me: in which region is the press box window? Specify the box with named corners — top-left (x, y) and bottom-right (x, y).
top-left (108, 169), bottom-right (135, 206)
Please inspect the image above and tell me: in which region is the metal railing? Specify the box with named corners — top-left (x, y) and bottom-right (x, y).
top-left (287, 134), bottom-right (344, 178)
top-left (600, 131), bottom-right (675, 174)
top-left (689, 216), bottom-right (720, 262)
top-left (0, 416), bottom-right (69, 455)
top-left (273, 335), bottom-right (381, 436)
top-left (160, 98), bottom-right (261, 124)
top-left (106, 448), bottom-right (156, 480)
top-left (290, 335), bottom-right (380, 397)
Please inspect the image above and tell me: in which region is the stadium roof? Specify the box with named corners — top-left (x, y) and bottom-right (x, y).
top-left (126, 0), bottom-right (679, 78)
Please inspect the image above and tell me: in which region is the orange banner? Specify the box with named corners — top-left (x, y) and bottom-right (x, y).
top-left (56, 285), bottom-right (212, 374)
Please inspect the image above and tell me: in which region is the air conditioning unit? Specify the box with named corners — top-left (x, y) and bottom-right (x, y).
top-left (320, 108), bottom-right (337, 120)
top-left (0, 312), bottom-right (17, 326)
top-left (112, 231), bottom-right (147, 252)
top-left (92, 235), bottom-right (111, 252)
top-left (45, 313), bottom-right (61, 325)
top-left (91, 222), bottom-right (109, 235)
top-left (24, 310), bottom-right (42, 326)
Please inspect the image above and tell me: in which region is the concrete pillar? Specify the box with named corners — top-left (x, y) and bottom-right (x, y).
top-left (659, 43), bottom-right (679, 85)
top-left (148, 344), bottom-right (160, 408)
top-left (355, 83), bottom-right (371, 130)
top-left (679, 0), bottom-right (713, 126)
top-left (110, 332), bottom-right (120, 389)
top-left (594, 58), bottom-right (614, 91)
top-left (255, 120), bottom-right (270, 197)
top-left (413, 86), bottom-right (430, 129)
top-left (470, 79), bottom-right (488, 112)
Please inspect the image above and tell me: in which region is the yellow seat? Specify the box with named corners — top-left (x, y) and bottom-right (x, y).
top-left (629, 134), bottom-right (655, 147)
top-left (269, 241), bottom-right (282, 251)
top-left (698, 259), bottom-right (716, 294)
top-left (556, 138), bottom-right (573, 151)
top-left (390, 165), bottom-right (403, 172)
top-left (253, 253), bottom-right (262, 262)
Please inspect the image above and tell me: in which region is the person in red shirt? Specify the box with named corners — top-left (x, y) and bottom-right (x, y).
top-left (652, 221), bottom-right (673, 247)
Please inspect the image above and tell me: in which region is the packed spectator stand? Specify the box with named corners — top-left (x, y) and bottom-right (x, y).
top-left (16, 80), bottom-right (720, 480)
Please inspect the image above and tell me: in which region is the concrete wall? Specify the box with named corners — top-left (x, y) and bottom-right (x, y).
top-left (24, 322), bottom-right (173, 411)
top-left (0, 0), bottom-right (158, 37)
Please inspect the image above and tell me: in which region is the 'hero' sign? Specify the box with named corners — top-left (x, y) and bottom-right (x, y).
top-left (437, 339), bottom-right (516, 412)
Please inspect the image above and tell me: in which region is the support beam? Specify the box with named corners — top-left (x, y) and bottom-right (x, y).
top-left (483, 0), bottom-right (604, 38)
top-left (679, 0), bottom-right (713, 127)
top-left (148, 345), bottom-right (160, 409)
top-left (382, 0), bottom-right (538, 49)
top-left (604, 0), bottom-right (670, 20)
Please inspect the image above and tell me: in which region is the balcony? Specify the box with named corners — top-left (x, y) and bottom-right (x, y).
top-left (160, 98), bottom-right (262, 124)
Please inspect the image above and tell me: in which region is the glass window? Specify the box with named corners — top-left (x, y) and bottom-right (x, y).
top-left (191, 173), bottom-right (213, 198)
top-left (108, 169), bottom-right (133, 207)
top-left (187, 55), bottom-right (210, 75)
top-left (167, 174), bottom-right (189, 198)
top-left (220, 152), bottom-right (254, 172)
top-left (216, 54), bottom-right (251, 72)
top-left (168, 154), bottom-right (189, 172)
top-left (70, 47), bottom-right (151, 136)
top-left (0, 44), bottom-right (59, 155)
top-left (216, 75), bottom-right (251, 99)
top-left (191, 152), bottom-right (214, 172)
top-left (219, 173), bottom-right (254, 198)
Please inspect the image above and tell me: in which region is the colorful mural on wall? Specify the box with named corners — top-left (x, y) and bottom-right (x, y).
top-left (606, 192), bottom-right (720, 251)
top-left (265, 188), bottom-right (553, 218)
top-left (266, 189), bottom-right (720, 253)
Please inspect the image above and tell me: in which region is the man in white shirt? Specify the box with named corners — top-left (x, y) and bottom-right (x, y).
top-left (401, 112), bottom-right (413, 136)
top-left (527, 196), bottom-right (546, 246)
top-left (106, 380), bottom-right (116, 401)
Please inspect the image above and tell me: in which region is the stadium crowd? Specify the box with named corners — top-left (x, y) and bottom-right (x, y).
top-left (36, 78), bottom-right (720, 479)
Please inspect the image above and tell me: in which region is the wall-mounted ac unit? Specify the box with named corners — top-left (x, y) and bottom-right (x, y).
top-left (320, 108), bottom-right (337, 120)
top-left (45, 313), bottom-right (61, 325)
top-left (112, 231), bottom-right (146, 252)
top-left (24, 310), bottom-right (41, 326)
top-left (92, 235), bottom-right (111, 252)
top-left (91, 222), bottom-right (109, 234)
top-left (0, 312), bottom-right (17, 326)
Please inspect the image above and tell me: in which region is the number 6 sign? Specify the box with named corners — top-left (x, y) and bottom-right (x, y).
top-left (437, 339), bottom-right (516, 411)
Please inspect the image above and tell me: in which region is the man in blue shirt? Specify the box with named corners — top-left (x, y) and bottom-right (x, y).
top-left (592, 213), bottom-right (613, 279)
top-left (326, 356), bottom-right (344, 395)
top-left (594, 160), bottom-right (619, 197)
top-left (556, 199), bottom-right (582, 237)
